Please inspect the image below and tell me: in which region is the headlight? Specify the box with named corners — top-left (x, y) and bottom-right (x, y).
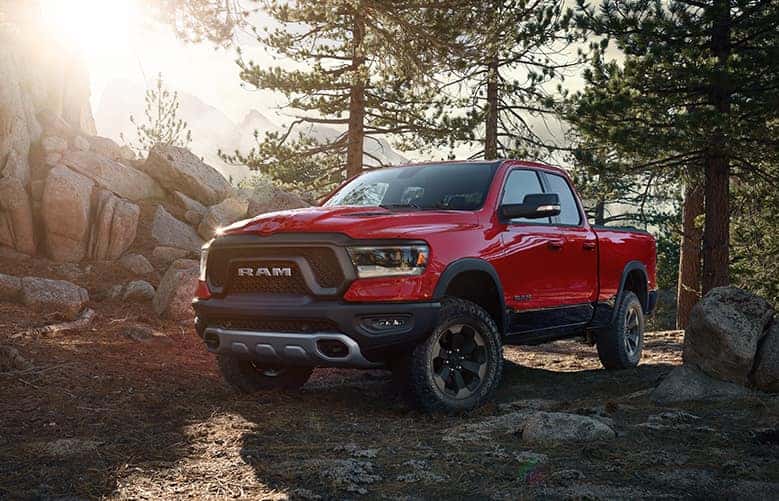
top-left (199, 240), bottom-right (213, 281)
top-left (347, 245), bottom-right (429, 278)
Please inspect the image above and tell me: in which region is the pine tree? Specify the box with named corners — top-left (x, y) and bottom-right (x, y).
top-left (571, 0), bottom-right (779, 294)
top-left (121, 73), bottom-right (192, 156)
top-left (221, 1), bottom-right (454, 193)
top-left (413, 0), bottom-right (581, 160)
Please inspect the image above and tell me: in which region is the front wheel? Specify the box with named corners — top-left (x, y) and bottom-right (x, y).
top-left (217, 355), bottom-right (313, 393)
top-left (596, 291), bottom-right (645, 369)
top-left (398, 298), bottom-right (503, 413)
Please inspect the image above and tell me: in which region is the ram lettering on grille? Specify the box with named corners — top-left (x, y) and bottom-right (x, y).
top-left (237, 267), bottom-right (293, 277)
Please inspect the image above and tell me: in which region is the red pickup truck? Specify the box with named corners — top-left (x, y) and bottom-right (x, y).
top-left (193, 160), bottom-right (657, 412)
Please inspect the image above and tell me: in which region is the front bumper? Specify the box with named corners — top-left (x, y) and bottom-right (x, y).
top-left (192, 295), bottom-right (440, 366)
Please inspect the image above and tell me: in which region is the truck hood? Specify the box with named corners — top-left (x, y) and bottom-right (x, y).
top-left (221, 206), bottom-right (480, 240)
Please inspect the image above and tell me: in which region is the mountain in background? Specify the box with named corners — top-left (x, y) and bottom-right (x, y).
top-left (95, 79), bottom-right (407, 183)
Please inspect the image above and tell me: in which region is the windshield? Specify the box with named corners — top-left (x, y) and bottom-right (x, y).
top-left (324, 162), bottom-right (501, 210)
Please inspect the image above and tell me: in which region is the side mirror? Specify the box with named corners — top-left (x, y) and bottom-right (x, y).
top-left (500, 193), bottom-right (561, 220)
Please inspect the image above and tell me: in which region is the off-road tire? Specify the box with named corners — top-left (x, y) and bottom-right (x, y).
top-left (398, 298), bottom-right (503, 413)
top-left (217, 355), bottom-right (313, 393)
top-left (596, 291), bottom-right (645, 370)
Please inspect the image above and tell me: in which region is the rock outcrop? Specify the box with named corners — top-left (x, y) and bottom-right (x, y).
top-left (118, 253), bottom-right (154, 276)
top-left (62, 150), bottom-right (164, 202)
top-left (123, 280), bottom-right (155, 302)
top-left (198, 197), bottom-right (248, 239)
top-left (240, 178), bottom-right (310, 216)
top-left (143, 145), bottom-right (231, 205)
top-left (152, 246), bottom-right (190, 265)
top-left (19, 276), bottom-right (88, 320)
top-left (41, 166), bottom-right (94, 262)
top-left (153, 259), bottom-right (199, 320)
top-left (151, 206), bottom-right (204, 253)
top-left (0, 175), bottom-right (35, 255)
top-left (0, 272), bottom-right (22, 301)
top-left (87, 190), bottom-right (140, 261)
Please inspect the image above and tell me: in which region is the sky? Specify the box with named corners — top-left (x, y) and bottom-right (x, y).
top-left (39, 0), bottom-right (285, 125)
top-left (36, 0), bottom-right (593, 163)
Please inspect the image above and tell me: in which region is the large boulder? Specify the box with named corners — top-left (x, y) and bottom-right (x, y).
top-left (241, 180), bottom-right (310, 216)
top-left (41, 166), bottom-right (94, 262)
top-left (151, 206), bottom-right (204, 253)
top-left (0, 272), bottom-right (22, 301)
top-left (683, 287), bottom-right (774, 385)
top-left (753, 321), bottom-right (779, 392)
top-left (521, 412), bottom-right (615, 444)
top-left (152, 246), bottom-right (190, 265)
top-left (651, 364), bottom-right (750, 405)
top-left (153, 259), bottom-right (199, 320)
top-left (61, 150), bottom-right (165, 202)
top-left (0, 50), bottom-right (35, 187)
top-left (171, 190), bottom-right (207, 216)
top-left (198, 197), bottom-right (248, 239)
top-left (87, 189), bottom-right (140, 261)
top-left (0, 175), bottom-right (35, 255)
top-left (123, 280), bottom-right (155, 302)
top-left (20, 276), bottom-right (88, 320)
top-left (80, 135), bottom-right (134, 162)
top-left (118, 253), bottom-right (154, 276)
top-left (142, 145), bottom-right (231, 205)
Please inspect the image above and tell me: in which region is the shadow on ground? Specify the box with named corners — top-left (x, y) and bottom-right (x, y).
top-left (2, 314), bottom-right (778, 499)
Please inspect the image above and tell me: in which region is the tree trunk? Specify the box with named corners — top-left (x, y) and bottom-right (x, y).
top-left (702, 1), bottom-right (731, 293)
top-left (484, 58), bottom-right (499, 160)
top-left (593, 199), bottom-right (605, 226)
top-left (345, 11), bottom-right (366, 178)
top-left (676, 181), bottom-right (704, 329)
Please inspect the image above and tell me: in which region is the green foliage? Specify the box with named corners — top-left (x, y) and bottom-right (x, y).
top-left (121, 73), bottom-right (192, 157)
top-left (569, 0), bottom-right (779, 296)
top-left (731, 165), bottom-right (779, 306)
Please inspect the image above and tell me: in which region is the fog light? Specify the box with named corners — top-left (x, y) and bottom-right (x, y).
top-left (362, 316), bottom-right (410, 332)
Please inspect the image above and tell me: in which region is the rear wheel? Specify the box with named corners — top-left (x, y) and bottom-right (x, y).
top-left (398, 298), bottom-right (503, 413)
top-left (217, 355), bottom-right (313, 393)
top-left (596, 291), bottom-right (644, 369)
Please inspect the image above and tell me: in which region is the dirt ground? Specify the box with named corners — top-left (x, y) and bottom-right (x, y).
top-left (1, 262), bottom-right (778, 499)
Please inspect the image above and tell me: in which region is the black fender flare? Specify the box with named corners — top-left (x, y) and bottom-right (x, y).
top-left (433, 258), bottom-right (508, 334)
top-left (612, 260), bottom-right (649, 321)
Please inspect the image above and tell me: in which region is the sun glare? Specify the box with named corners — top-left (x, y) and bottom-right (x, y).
top-left (39, 0), bottom-right (138, 56)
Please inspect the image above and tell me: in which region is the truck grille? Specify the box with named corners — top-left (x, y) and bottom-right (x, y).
top-left (213, 318), bottom-right (340, 333)
top-left (228, 261), bottom-right (308, 295)
top-left (207, 245), bottom-right (346, 296)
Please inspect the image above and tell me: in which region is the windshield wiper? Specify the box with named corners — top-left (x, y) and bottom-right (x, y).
top-left (379, 203), bottom-right (422, 210)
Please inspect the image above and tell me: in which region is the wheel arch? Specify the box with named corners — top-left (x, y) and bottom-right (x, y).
top-left (433, 258), bottom-right (507, 335)
top-left (615, 261), bottom-right (649, 318)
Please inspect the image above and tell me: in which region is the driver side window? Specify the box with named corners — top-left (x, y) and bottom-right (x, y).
top-left (502, 169), bottom-right (549, 224)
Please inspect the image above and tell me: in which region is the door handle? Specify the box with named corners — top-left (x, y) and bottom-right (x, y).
top-left (583, 241), bottom-right (596, 251)
top-left (547, 239), bottom-right (564, 250)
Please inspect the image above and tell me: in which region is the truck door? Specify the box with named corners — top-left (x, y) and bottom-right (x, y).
top-left (496, 168), bottom-right (598, 335)
top-left (538, 170), bottom-right (599, 313)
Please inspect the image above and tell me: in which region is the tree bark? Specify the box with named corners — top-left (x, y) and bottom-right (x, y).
top-left (593, 199), bottom-right (605, 226)
top-left (702, 1), bottom-right (731, 293)
top-left (484, 58), bottom-right (499, 160)
top-left (345, 11), bottom-right (366, 178)
top-left (676, 181), bottom-right (704, 329)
